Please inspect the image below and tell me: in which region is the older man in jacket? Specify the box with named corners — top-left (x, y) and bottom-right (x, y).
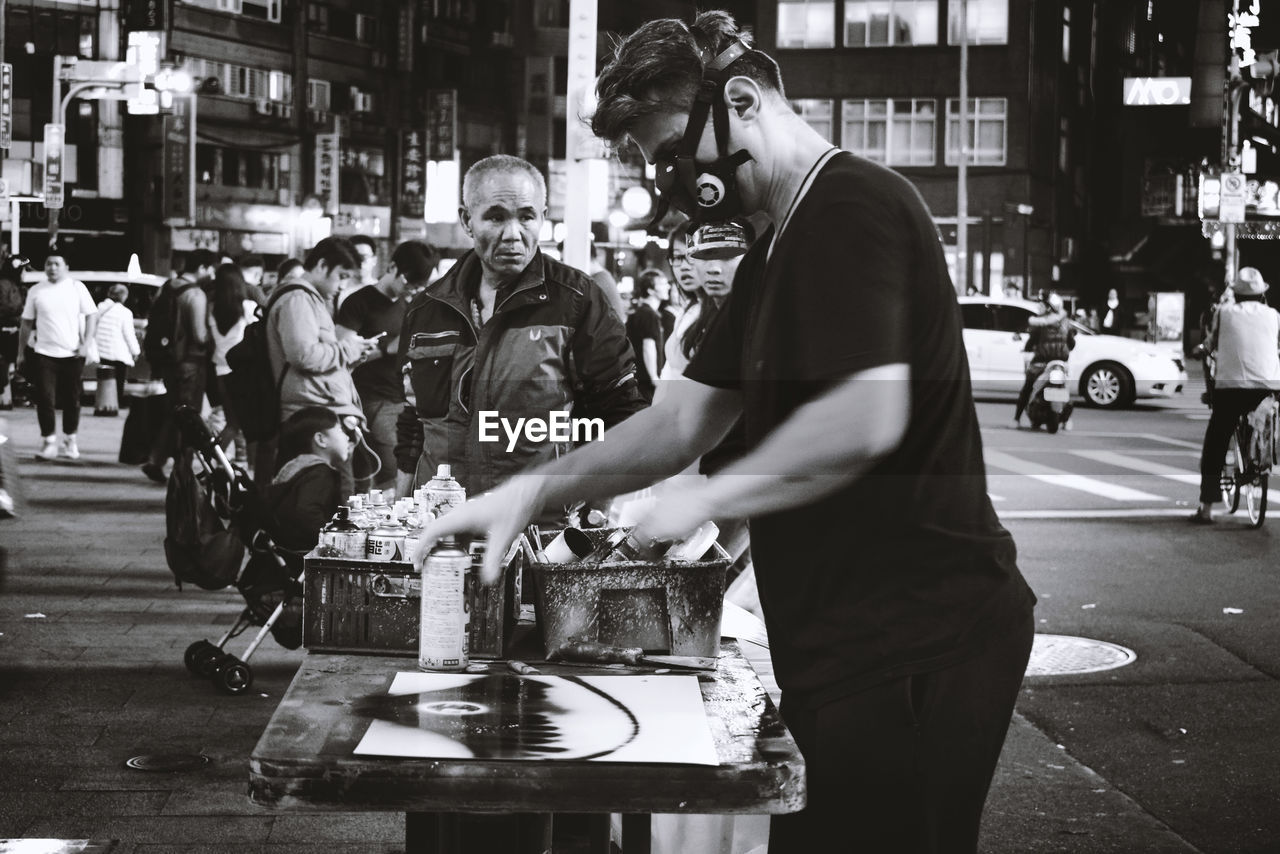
top-left (394, 154), bottom-right (644, 502)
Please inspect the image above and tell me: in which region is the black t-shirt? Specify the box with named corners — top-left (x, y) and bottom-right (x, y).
top-left (685, 152), bottom-right (1034, 705)
top-left (336, 284), bottom-right (407, 403)
top-left (625, 302), bottom-right (664, 397)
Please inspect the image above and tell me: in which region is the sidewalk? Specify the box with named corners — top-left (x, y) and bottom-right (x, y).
top-left (0, 405), bottom-right (1200, 853)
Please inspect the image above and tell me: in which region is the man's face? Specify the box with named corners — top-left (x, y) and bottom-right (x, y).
top-left (313, 261), bottom-right (354, 299)
top-left (460, 172), bottom-right (545, 282)
top-left (355, 244), bottom-right (378, 283)
top-left (243, 265), bottom-right (264, 287)
top-left (44, 256), bottom-right (68, 282)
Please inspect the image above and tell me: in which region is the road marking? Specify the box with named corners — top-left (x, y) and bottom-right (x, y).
top-left (984, 450), bottom-right (1167, 501)
top-left (1000, 508), bottom-right (1198, 520)
top-left (1066, 431), bottom-right (1203, 450)
top-left (1069, 450), bottom-right (1200, 485)
top-left (988, 493), bottom-right (1006, 502)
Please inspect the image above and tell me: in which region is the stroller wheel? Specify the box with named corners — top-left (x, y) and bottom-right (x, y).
top-left (195, 647), bottom-right (227, 678)
top-left (184, 640), bottom-right (215, 674)
top-left (217, 659), bottom-right (253, 696)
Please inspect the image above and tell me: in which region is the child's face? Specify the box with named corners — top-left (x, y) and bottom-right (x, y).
top-left (317, 423), bottom-right (351, 465)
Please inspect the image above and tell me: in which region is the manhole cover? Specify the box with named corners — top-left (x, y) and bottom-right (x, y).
top-left (124, 753), bottom-right (211, 772)
top-left (1026, 634), bottom-right (1136, 676)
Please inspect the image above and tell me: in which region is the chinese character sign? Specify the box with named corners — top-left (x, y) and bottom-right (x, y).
top-left (1230, 1), bottom-right (1262, 68)
top-left (162, 101), bottom-right (193, 223)
top-left (427, 90), bottom-right (457, 161)
top-left (0, 64), bottom-right (12, 150)
top-left (400, 129), bottom-right (426, 219)
top-left (43, 124), bottom-right (65, 210)
top-left (315, 133), bottom-right (340, 214)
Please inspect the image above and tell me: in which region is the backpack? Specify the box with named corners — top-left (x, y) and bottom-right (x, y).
top-left (143, 277), bottom-right (197, 372)
top-left (163, 449), bottom-right (245, 591)
top-left (223, 283), bottom-right (312, 442)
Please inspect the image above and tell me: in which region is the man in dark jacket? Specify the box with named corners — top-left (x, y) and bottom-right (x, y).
top-left (394, 154), bottom-right (644, 501)
top-left (1013, 291), bottom-right (1075, 428)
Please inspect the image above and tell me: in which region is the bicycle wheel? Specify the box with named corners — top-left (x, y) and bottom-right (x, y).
top-left (1246, 472), bottom-right (1268, 527)
top-left (1222, 434), bottom-right (1242, 513)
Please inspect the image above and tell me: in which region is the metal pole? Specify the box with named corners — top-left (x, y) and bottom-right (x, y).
top-left (563, 0), bottom-right (598, 275)
top-left (1224, 0), bottom-right (1240, 289)
top-left (188, 93), bottom-right (197, 226)
top-left (956, 0), bottom-right (969, 295)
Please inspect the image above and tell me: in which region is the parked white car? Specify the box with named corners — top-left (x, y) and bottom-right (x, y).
top-left (957, 296), bottom-right (1186, 409)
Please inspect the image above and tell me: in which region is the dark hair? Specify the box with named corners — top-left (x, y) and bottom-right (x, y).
top-left (633, 268), bottom-right (667, 300)
top-left (593, 11), bottom-right (784, 147)
top-left (277, 257), bottom-right (303, 281)
top-left (275, 406), bottom-right (340, 472)
top-left (186, 248), bottom-right (218, 274)
top-left (238, 253), bottom-right (265, 269)
top-left (303, 237), bottom-right (359, 275)
top-left (350, 235), bottom-right (377, 252)
top-left (210, 263), bottom-right (248, 335)
top-left (391, 240), bottom-right (438, 285)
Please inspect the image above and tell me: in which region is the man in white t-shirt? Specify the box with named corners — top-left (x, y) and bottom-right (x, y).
top-left (15, 253), bottom-right (98, 460)
top-left (1193, 266), bottom-right (1280, 523)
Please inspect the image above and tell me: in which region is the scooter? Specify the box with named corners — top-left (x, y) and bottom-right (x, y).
top-left (1026, 359), bottom-right (1073, 434)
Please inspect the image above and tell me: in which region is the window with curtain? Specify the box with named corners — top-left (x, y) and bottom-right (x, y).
top-left (844, 0), bottom-right (937, 47)
top-left (843, 98), bottom-right (936, 165)
top-left (944, 97), bottom-right (1007, 166)
top-left (791, 99), bottom-right (834, 143)
top-left (777, 0), bottom-right (836, 48)
top-left (947, 0), bottom-right (1007, 45)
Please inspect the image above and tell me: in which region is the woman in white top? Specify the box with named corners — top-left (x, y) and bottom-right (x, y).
top-left (206, 263), bottom-right (258, 451)
top-left (94, 284), bottom-right (140, 402)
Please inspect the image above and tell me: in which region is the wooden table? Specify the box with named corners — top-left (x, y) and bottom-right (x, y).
top-left (248, 641), bottom-right (805, 853)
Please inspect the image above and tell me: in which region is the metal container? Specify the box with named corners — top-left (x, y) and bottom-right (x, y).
top-left (366, 520), bottom-right (407, 562)
top-left (418, 537), bottom-right (471, 672)
top-left (316, 507), bottom-right (367, 560)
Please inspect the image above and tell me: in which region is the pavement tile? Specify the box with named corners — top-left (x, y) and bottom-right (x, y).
top-left (265, 813), bottom-right (405, 844)
top-left (0, 790), bottom-right (171, 817)
top-left (19, 815), bottom-right (274, 845)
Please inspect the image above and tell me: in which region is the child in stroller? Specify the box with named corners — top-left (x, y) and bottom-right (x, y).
top-left (178, 406), bottom-right (349, 694)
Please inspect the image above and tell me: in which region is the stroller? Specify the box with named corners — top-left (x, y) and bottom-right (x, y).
top-left (168, 405), bottom-right (305, 696)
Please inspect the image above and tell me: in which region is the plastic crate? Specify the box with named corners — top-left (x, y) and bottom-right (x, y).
top-left (302, 539), bottom-right (521, 659)
top-left (530, 528), bottom-right (730, 658)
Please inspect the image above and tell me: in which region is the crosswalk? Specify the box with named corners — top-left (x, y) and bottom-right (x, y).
top-left (982, 431), bottom-right (1218, 519)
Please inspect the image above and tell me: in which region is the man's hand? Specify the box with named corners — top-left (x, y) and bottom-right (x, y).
top-left (412, 476), bottom-right (543, 585)
top-left (628, 487), bottom-right (715, 549)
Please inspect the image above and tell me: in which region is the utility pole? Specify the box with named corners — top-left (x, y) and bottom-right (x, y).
top-left (956, 0), bottom-right (969, 295)
top-left (1223, 0), bottom-right (1242, 290)
top-left (563, 0), bottom-right (599, 275)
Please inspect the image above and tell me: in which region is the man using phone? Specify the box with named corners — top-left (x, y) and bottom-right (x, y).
top-left (338, 240), bottom-right (437, 492)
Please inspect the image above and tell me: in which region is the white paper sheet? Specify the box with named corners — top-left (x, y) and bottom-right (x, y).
top-left (352, 672), bottom-right (720, 765)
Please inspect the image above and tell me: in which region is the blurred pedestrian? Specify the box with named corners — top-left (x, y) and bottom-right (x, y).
top-left (589, 235), bottom-right (628, 321)
top-left (338, 240), bottom-right (438, 492)
top-left (93, 283), bottom-right (140, 402)
top-left (340, 235), bottom-right (379, 310)
top-left (17, 252), bottom-right (99, 461)
top-left (415, 12), bottom-right (1034, 852)
top-left (626, 268), bottom-right (669, 402)
top-left (1099, 287), bottom-right (1128, 335)
top-left (1191, 267), bottom-right (1280, 524)
top-left (0, 252), bottom-right (24, 410)
top-left (237, 253), bottom-right (268, 306)
top-left (206, 263), bottom-right (257, 456)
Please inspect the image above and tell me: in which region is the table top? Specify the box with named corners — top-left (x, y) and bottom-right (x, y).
top-left (249, 641), bottom-right (806, 816)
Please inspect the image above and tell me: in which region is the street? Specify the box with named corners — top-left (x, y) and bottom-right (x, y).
top-left (1, 381), bottom-right (1279, 852)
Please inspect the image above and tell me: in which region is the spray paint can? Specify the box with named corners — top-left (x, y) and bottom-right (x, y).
top-left (318, 506), bottom-right (367, 559)
top-left (419, 536), bottom-right (470, 671)
top-left (366, 518), bottom-right (408, 562)
top-left (424, 464), bottom-right (467, 518)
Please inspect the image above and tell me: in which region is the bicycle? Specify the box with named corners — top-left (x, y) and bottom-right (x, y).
top-left (1220, 393), bottom-right (1280, 528)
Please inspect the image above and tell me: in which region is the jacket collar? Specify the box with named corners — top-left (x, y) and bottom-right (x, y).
top-left (428, 250), bottom-right (549, 317)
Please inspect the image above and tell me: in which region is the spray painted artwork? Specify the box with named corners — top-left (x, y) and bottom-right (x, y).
top-left (352, 672), bottom-right (719, 765)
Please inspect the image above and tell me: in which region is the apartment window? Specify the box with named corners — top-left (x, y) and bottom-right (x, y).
top-left (947, 0), bottom-right (1007, 45)
top-left (844, 0), bottom-right (937, 47)
top-left (356, 14), bottom-right (378, 45)
top-left (180, 0), bottom-right (281, 23)
top-left (1061, 6), bottom-right (1071, 63)
top-left (777, 0), bottom-right (836, 48)
top-left (534, 0), bottom-right (570, 27)
top-left (307, 80), bottom-right (331, 111)
top-left (944, 97), bottom-right (1007, 166)
top-left (791, 99), bottom-right (834, 143)
top-left (843, 98), bottom-right (935, 165)
top-left (187, 57), bottom-right (292, 103)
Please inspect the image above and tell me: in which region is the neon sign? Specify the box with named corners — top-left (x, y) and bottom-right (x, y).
top-left (1230, 1), bottom-right (1263, 68)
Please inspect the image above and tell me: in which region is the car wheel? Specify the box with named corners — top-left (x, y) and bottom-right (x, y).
top-left (1081, 362), bottom-right (1134, 409)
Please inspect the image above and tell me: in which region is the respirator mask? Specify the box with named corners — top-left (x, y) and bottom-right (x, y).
top-left (649, 32), bottom-right (758, 260)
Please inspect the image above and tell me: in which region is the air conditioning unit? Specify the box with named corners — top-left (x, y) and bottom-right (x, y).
top-left (254, 98), bottom-right (273, 115)
top-left (354, 93), bottom-right (373, 113)
top-left (308, 109), bottom-right (329, 125)
top-left (371, 50), bottom-right (388, 69)
top-left (277, 102), bottom-right (293, 119)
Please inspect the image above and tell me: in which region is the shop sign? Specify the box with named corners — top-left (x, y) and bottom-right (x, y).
top-left (171, 228), bottom-right (220, 252)
top-left (162, 100), bottom-right (193, 223)
top-left (1220, 171), bottom-right (1247, 223)
top-left (398, 3), bottom-right (415, 72)
top-left (400, 129), bottom-right (426, 219)
top-left (1230, 1), bottom-right (1262, 68)
top-left (42, 124), bottom-right (64, 210)
top-left (427, 89), bottom-right (457, 161)
top-left (315, 132), bottom-right (340, 214)
top-left (332, 204), bottom-right (388, 237)
top-left (1123, 77), bottom-right (1191, 106)
top-left (0, 64), bottom-right (13, 149)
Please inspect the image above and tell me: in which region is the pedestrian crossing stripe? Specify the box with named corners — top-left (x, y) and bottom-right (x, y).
top-left (1068, 450), bottom-right (1201, 485)
top-left (983, 450), bottom-right (1167, 501)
